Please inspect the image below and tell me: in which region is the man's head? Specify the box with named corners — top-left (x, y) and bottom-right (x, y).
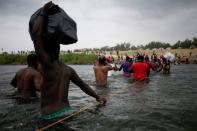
top-left (98, 56), bottom-right (106, 65)
top-left (128, 58), bottom-right (133, 63)
top-left (137, 55), bottom-right (144, 62)
top-left (27, 54), bottom-right (38, 68)
top-left (145, 55), bottom-right (149, 62)
top-left (126, 56), bottom-right (130, 61)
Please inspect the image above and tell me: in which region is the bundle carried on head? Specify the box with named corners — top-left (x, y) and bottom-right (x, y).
top-left (164, 52), bottom-right (174, 62)
top-left (29, 2), bottom-right (78, 45)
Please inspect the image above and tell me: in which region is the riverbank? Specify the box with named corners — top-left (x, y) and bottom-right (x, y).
top-left (0, 53), bottom-right (97, 65)
top-left (1, 48), bottom-right (197, 64)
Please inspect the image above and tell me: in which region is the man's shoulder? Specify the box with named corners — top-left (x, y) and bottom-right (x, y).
top-left (93, 65), bottom-right (109, 70)
top-left (143, 62), bottom-right (148, 65)
top-left (19, 67), bottom-right (41, 76)
top-left (94, 65), bottom-right (104, 68)
top-left (142, 62), bottom-right (149, 67)
top-left (25, 67), bottom-right (39, 73)
top-left (62, 64), bottom-right (76, 75)
top-left (93, 65), bottom-right (102, 70)
top-left (16, 68), bottom-right (29, 75)
top-left (132, 62), bottom-right (138, 66)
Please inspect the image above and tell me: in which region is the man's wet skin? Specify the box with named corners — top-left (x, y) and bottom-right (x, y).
top-left (11, 54), bottom-right (42, 98)
top-left (31, 2), bottom-right (106, 115)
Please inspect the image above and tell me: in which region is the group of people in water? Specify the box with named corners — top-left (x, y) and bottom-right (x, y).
top-left (93, 53), bottom-right (170, 87)
top-left (9, 2), bottom-right (172, 130)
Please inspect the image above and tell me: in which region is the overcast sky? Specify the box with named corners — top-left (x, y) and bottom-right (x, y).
top-left (0, 0), bottom-right (197, 52)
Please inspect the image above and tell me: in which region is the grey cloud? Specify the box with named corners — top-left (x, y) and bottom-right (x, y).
top-left (1, 0), bottom-right (197, 18)
top-left (0, 0), bottom-right (197, 52)
top-left (113, 0), bottom-right (197, 19)
top-left (0, 0), bottom-right (41, 16)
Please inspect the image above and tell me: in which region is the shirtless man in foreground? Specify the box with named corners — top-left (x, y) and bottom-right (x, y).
top-left (11, 54), bottom-right (42, 98)
top-left (94, 56), bottom-right (114, 87)
top-left (30, 2), bottom-right (106, 124)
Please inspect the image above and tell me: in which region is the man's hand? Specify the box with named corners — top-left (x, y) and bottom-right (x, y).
top-left (41, 1), bottom-right (59, 15)
top-left (96, 96), bottom-right (107, 106)
top-left (32, 1), bottom-right (59, 36)
top-left (113, 67), bottom-right (118, 71)
top-left (32, 2), bottom-right (54, 34)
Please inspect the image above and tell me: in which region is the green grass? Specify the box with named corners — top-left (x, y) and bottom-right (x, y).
top-left (0, 54), bottom-right (27, 64)
top-left (60, 53), bottom-right (97, 64)
top-left (0, 53), bottom-right (97, 65)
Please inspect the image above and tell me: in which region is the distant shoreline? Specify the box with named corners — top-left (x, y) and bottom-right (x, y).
top-left (0, 48), bottom-right (197, 65)
top-left (0, 53), bottom-right (97, 65)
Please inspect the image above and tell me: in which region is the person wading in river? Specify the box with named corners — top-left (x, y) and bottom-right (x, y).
top-left (162, 57), bottom-right (170, 74)
top-left (93, 56), bottom-right (116, 87)
top-left (119, 56), bottom-right (132, 77)
top-left (130, 55), bottom-right (149, 81)
top-left (11, 54), bottom-right (42, 98)
top-left (30, 2), bottom-right (106, 129)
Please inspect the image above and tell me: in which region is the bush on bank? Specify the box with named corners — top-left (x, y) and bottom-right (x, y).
top-left (0, 53), bottom-right (97, 65)
top-left (60, 53), bottom-right (97, 64)
top-left (0, 54), bottom-right (27, 65)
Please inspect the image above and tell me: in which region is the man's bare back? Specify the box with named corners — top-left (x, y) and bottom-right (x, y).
top-left (30, 2), bottom-right (106, 117)
top-left (40, 62), bottom-right (103, 114)
top-left (11, 54), bottom-right (42, 98)
top-left (94, 57), bottom-right (113, 87)
top-left (94, 65), bottom-right (113, 87)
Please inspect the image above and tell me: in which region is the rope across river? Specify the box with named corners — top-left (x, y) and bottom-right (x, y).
top-left (37, 87), bottom-right (129, 131)
top-left (37, 101), bottom-right (101, 131)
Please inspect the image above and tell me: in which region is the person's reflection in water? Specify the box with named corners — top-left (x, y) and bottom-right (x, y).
top-left (129, 80), bottom-right (149, 113)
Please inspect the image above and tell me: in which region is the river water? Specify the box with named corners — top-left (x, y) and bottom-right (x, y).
top-left (0, 64), bottom-right (197, 131)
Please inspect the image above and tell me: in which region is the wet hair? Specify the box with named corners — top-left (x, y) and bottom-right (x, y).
top-left (27, 54), bottom-right (37, 67)
top-left (126, 56), bottom-right (130, 61)
top-left (137, 55), bottom-right (144, 62)
top-left (128, 58), bottom-right (133, 63)
top-left (162, 57), bottom-right (167, 62)
top-left (98, 56), bottom-right (106, 65)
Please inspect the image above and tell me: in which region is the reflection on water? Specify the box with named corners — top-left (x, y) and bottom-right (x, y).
top-left (0, 64), bottom-right (197, 131)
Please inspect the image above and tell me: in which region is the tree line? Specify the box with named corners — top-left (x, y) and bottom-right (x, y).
top-left (73, 37), bottom-right (197, 52)
top-left (1, 37), bottom-right (196, 64)
top-left (1, 37), bottom-right (197, 55)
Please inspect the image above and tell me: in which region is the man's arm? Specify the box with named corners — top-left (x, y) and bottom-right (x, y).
top-left (107, 65), bottom-right (114, 71)
top-left (33, 71), bottom-right (43, 91)
top-left (146, 69), bottom-right (150, 77)
top-left (130, 64), bottom-right (134, 73)
top-left (106, 64), bottom-right (118, 71)
top-left (156, 64), bottom-right (163, 72)
top-left (31, 2), bottom-right (54, 66)
top-left (11, 75), bottom-right (17, 87)
top-left (119, 64), bottom-right (123, 71)
top-left (150, 63), bottom-right (157, 72)
top-left (146, 65), bottom-right (150, 77)
top-left (11, 75), bottom-right (17, 88)
top-left (70, 67), bottom-right (106, 104)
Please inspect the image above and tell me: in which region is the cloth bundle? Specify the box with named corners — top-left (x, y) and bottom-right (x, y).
top-left (29, 3), bottom-right (78, 45)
